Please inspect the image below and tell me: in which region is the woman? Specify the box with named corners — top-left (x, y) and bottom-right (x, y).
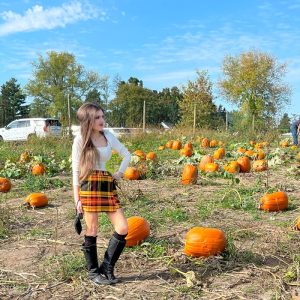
top-left (72, 102), bottom-right (131, 285)
top-left (290, 118), bottom-right (300, 146)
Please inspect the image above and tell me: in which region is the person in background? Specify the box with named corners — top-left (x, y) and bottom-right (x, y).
top-left (72, 102), bottom-right (131, 285)
top-left (290, 118), bottom-right (300, 146)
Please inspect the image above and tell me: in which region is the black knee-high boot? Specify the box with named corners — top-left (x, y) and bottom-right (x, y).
top-left (81, 235), bottom-right (110, 285)
top-left (99, 232), bottom-right (127, 284)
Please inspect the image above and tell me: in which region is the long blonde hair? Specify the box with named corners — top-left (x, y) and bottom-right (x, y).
top-left (76, 102), bottom-right (104, 181)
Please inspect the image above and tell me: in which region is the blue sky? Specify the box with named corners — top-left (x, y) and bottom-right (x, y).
top-left (0, 0), bottom-right (300, 119)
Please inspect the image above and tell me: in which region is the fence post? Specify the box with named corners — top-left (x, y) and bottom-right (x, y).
top-left (193, 103), bottom-right (196, 136)
top-left (143, 100), bottom-right (146, 133)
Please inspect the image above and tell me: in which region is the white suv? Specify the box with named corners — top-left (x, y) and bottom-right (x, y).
top-left (0, 118), bottom-right (62, 141)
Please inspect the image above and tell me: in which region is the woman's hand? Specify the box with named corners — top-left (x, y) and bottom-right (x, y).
top-left (112, 171), bottom-right (123, 180)
top-left (76, 200), bottom-right (83, 214)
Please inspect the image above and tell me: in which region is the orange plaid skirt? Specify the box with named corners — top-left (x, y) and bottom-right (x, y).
top-left (79, 170), bottom-right (120, 212)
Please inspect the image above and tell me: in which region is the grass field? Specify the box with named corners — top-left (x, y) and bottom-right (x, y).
top-left (0, 130), bottom-right (299, 300)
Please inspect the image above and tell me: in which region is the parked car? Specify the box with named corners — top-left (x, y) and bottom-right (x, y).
top-left (0, 118), bottom-right (62, 141)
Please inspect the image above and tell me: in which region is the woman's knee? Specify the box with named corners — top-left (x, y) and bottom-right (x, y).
top-left (115, 223), bottom-right (128, 235)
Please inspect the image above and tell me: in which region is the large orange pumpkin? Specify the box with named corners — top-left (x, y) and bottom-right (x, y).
top-left (255, 150), bottom-right (265, 160)
top-left (181, 164), bottom-right (198, 185)
top-left (125, 216), bottom-right (150, 247)
top-left (172, 140), bottom-right (182, 150)
top-left (0, 177), bottom-right (11, 193)
top-left (184, 142), bottom-right (193, 151)
top-left (201, 138), bottom-right (210, 148)
top-left (209, 139), bottom-right (218, 148)
top-left (25, 193), bottom-right (48, 208)
top-left (204, 162), bottom-right (219, 173)
top-left (199, 155), bottom-right (214, 171)
top-left (165, 140), bottom-right (174, 149)
top-left (180, 148), bottom-right (193, 157)
top-left (134, 150), bottom-right (146, 160)
top-left (224, 161), bottom-right (240, 174)
top-left (253, 160), bottom-right (268, 172)
top-left (259, 191), bottom-right (288, 212)
top-left (213, 149), bottom-right (224, 160)
top-left (31, 163), bottom-right (46, 176)
top-left (124, 167), bottom-right (140, 180)
top-left (237, 156), bottom-right (251, 173)
top-left (184, 227), bottom-right (226, 257)
top-left (146, 152), bottom-right (157, 161)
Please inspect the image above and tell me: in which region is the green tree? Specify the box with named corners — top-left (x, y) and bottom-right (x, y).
top-left (109, 78), bottom-right (158, 127)
top-left (179, 70), bottom-right (217, 128)
top-left (218, 50), bottom-right (291, 131)
top-left (85, 88), bottom-right (105, 107)
top-left (26, 51), bottom-right (108, 126)
top-left (156, 87), bottom-right (183, 125)
top-left (278, 113), bottom-right (291, 133)
top-left (0, 78), bottom-right (29, 126)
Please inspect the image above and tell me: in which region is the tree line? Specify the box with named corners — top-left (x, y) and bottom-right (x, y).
top-left (0, 50), bottom-right (294, 132)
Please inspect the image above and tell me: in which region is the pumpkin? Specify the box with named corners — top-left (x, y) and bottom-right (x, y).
top-left (146, 152), bottom-right (157, 161)
top-left (31, 163), bottom-right (46, 176)
top-left (25, 193), bottom-right (48, 208)
top-left (180, 148), bottom-right (193, 157)
top-left (237, 156), bottom-right (251, 173)
top-left (158, 145), bottom-right (165, 150)
top-left (244, 150), bottom-right (255, 157)
top-left (199, 155), bottom-right (214, 171)
top-left (224, 161), bottom-right (240, 174)
top-left (165, 140), bottom-right (174, 149)
top-left (183, 227), bottom-right (226, 257)
top-left (296, 217), bottom-right (300, 230)
top-left (204, 162), bottom-right (219, 173)
top-left (181, 164), bottom-right (198, 185)
top-left (259, 191), bottom-right (288, 212)
top-left (201, 138), bottom-right (210, 148)
top-left (213, 149), bottom-right (224, 160)
top-left (0, 177), bottom-right (11, 193)
top-left (134, 150), bottom-right (146, 160)
top-left (184, 142), bottom-right (193, 151)
top-left (255, 150), bottom-right (265, 160)
top-left (125, 216), bottom-right (150, 247)
top-left (249, 140), bottom-right (256, 146)
top-left (19, 151), bottom-right (30, 163)
top-left (279, 140), bottom-right (289, 147)
top-left (124, 167), bottom-right (140, 180)
top-left (172, 140), bottom-right (182, 150)
top-left (253, 159), bottom-right (268, 172)
top-left (237, 147), bottom-right (246, 154)
top-left (209, 139), bottom-right (218, 148)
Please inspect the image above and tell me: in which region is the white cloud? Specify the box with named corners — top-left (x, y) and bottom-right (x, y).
top-left (0, 1), bottom-right (105, 36)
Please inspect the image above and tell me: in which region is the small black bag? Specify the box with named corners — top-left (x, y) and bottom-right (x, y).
top-left (74, 212), bottom-right (83, 235)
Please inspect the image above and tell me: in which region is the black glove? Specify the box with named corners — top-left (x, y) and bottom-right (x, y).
top-left (74, 212), bottom-right (83, 235)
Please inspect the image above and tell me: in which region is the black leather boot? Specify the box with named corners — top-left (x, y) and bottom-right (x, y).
top-left (81, 236), bottom-right (111, 285)
top-left (99, 232), bottom-right (127, 284)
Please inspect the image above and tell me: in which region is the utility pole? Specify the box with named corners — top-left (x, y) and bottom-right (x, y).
top-left (143, 100), bottom-right (146, 133)
top-left (67, 93), bottom-right (72, 136)
top-left (225, 111), bottom-right (228, 131)
top-left (193, 103), bottom-right (196, 136)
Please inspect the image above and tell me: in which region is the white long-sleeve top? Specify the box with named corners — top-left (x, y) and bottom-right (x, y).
top-left (72, 129), bottom-right (131, 186)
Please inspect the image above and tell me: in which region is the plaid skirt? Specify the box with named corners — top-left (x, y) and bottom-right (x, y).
top-left (79, 170), bottom-right (120, 212)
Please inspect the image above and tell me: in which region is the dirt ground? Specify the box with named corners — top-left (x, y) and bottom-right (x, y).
top-left (0, 164), bottom-right (300, 300)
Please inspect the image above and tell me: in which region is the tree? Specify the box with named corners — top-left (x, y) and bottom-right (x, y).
top-left (156, 87), bottom-right (183, 125)
top-left (0, 78), bottom-right (29, 126)
top-left (26, 51), bottom-right (109, 126)
top-left (179, 70), bottom-right (217, 128)
top-left (278, 113), bottom-right (291, 133)
top-left (219, 50), bottom-right (291, 131)
top-left (109, 78), bottom-right (157, 127)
